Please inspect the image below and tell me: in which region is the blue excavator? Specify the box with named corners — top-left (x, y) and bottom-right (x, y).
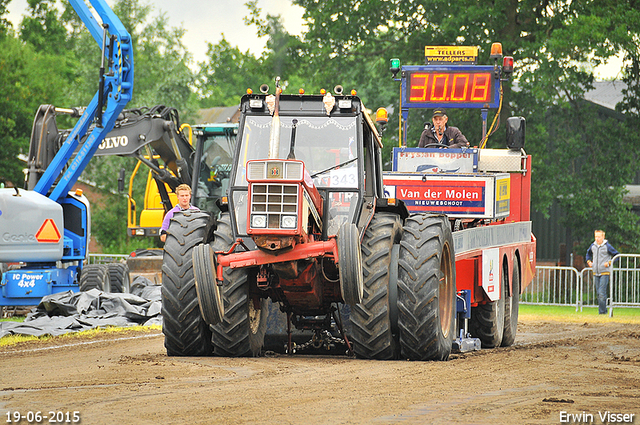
top-left (0, 0), bottom-right (133, 306)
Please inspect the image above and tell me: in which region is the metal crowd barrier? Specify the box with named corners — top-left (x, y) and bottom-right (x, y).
top-left (522, 255), bottom-right (640, 315)
top-left (86, 253), bottom-right (128, 265)
top-left (609, 254), bottom-right (640, 316)
top-left (521, 265), bottom-right (581, 310)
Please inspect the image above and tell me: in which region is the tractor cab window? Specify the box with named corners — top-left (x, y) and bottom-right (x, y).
top-left (232, 114), bottom-right (361, 236)
top-left (194, 130), bottom-right (235, 214)
top-left (234, 116), bottom-right (359, 188)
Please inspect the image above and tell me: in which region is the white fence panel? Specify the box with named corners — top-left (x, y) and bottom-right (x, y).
top-left (610, 254), bottom-right (640, 316)
top-left (521, 266), bottom-right (580, 309)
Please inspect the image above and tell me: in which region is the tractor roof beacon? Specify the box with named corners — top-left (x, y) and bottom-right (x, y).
top-left (161, 82), bottom-right (462, 361)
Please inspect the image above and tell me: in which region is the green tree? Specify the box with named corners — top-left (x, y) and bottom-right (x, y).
top-left (0, 34), bottom-right (74, 185)
top-left (292, 0), bottom-right (640, 251)
top-left (196, 1), bottom-right (309, 108)
top-left (20, 0), bottom-right (68, 53)
top-left (0, 0), bottom-right (10, 38)
top-left (196, 37), bottom-right (265, 107)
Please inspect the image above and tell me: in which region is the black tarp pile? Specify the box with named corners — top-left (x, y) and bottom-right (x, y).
top-left (0, 277), bottom-right (162, 339)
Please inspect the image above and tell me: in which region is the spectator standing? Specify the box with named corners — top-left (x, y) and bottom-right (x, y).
top-left (585, 230), bottom-right (620, 315)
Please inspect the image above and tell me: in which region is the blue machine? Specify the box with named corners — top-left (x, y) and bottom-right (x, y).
top-left (0, 0), bottom-right (133, 306)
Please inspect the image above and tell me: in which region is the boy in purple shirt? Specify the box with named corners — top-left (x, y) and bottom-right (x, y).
top-left (160, 184), bottom-right (199, 242)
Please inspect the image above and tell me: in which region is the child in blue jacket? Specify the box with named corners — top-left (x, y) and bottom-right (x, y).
top-left (585, 230), bottom-right (620, 314)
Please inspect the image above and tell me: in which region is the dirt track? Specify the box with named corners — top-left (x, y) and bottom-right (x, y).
top-left (1, 318), bottom-right (639, 425)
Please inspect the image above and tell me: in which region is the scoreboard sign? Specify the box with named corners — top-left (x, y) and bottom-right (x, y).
top-left (401, 65), bottom-right (500, 109)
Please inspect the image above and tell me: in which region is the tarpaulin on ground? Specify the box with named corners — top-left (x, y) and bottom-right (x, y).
top-left (0, 277), bottom-right (162, 339)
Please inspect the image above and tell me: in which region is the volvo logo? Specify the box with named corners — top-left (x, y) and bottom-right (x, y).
top-left (98, 135), bottom-right (129, 150)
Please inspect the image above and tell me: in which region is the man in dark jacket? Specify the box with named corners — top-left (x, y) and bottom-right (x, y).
top-left (418, 108), bottom-right (469, 148)
top-left (586, 229), bottom-right (620, 314)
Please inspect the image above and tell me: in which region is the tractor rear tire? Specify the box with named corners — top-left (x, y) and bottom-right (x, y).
top-left (211, 213), bottom-right (267, 357)
top-left (79, 264), bottom-right (110, 292)
top-left (469, 260), bottom-right (506, 348)
top-left (397, 214), bottom-right (456, 361)
top-left (107, 262), bottom-right (130, 293)
top-left (350, 212), bottom-right (402, 360)
top-left (338, 222), bottom-right (364, 306)
top-left (501, 257), bottom-right (520, 347)
top-left (161, 210), bottom-right (213, 356)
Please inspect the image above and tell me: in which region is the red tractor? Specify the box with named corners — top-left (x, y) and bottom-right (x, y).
top-left (161, 83), bottom-right (458, 360)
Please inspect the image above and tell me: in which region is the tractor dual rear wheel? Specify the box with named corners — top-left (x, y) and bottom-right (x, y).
top-left (350, 212), bottom-right (403, 360)
top-left (210, 213), bottom-right (267, 357)
top-left (397, 214), bottom-right (456, 361)
top-left (161, 210), bottom-right (213, 356)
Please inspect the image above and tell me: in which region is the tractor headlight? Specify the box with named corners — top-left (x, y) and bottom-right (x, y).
top-left (251, 214), bottom-right (267, 228)
top-left (281, 215), bottom-right (297, 229)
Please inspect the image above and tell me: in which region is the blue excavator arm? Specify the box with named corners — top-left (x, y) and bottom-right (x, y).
top-left (34, 0), bottom-right (134, 202)
top-left (0, 0), bottom-right (134, 306)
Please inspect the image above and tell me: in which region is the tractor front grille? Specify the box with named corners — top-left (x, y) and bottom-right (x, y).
top-left (250, 183), bottom-right (299, 229)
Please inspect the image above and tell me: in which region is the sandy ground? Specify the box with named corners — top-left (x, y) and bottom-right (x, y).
top-left (0, 318), bottom-right (639, 425)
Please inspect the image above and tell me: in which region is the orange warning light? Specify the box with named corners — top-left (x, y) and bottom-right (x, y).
top-left (35, 219), bottom-right (61, 243)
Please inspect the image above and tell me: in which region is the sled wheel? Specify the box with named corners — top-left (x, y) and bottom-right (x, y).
top-left (397, 214), bottom-right (456, 361)
top-left (79, 264), bottom-right (110, 292)
top-left (193, 243), bottom-right (224, 326)
top-left (350, 212), bottom-right (403, 359)
top-left (501, 256), bottom-right (520, 347)
top-left (338, 222), bottom-right (364, 306)
top-left (162, 210), bottom-right (213, 356)
top-left (469, 259), bottom-right (506, 348)
top-left (107, 262), bottom-right (130, 293)
top-left (211, 213), bottom-right (267, 357)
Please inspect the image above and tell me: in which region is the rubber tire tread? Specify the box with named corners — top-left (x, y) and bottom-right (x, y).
top-left (397, 214), bottom-right (456, 361)
top-left (161, 210), bottom-right (213, 356)
top-left (210, 213), bottom-right (267, 357)
top-left (80, 264), bottom-right (110, 292)
top-left (469, 261), bottom-right (506, 349)
top-left (501, 258), bottom-right (520, 347)
top-left (107, 263), bottom-right (130, 293)
top-left (350, 212), bottom-right (402, 360)
top-left (193, 243), bottom-right (224, 326)
top-left (338, 222), bottom-right (364, 305)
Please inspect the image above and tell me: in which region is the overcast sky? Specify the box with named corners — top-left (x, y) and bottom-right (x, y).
top-left (6, 0), bottom-right (625, 78)
top-left (6, 0), bottom-right (306, 64)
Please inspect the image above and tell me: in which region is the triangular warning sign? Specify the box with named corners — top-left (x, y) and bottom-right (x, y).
top-left (36, 218), bottom-right (61, 243)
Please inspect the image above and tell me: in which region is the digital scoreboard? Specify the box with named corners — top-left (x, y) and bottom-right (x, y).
top-left (401, 65), bottom-right (500, 109)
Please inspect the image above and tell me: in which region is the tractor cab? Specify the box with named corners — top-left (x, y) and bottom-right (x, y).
top-left (227, 88), bottom-right (385, 244)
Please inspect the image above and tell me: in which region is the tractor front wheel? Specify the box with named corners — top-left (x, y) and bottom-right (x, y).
top-left (338, 222), bottom-right (364, 306)
top-left (210, 213), bottom-right (267, 357)
top-left (193, 243), bottom-right (224, 326)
